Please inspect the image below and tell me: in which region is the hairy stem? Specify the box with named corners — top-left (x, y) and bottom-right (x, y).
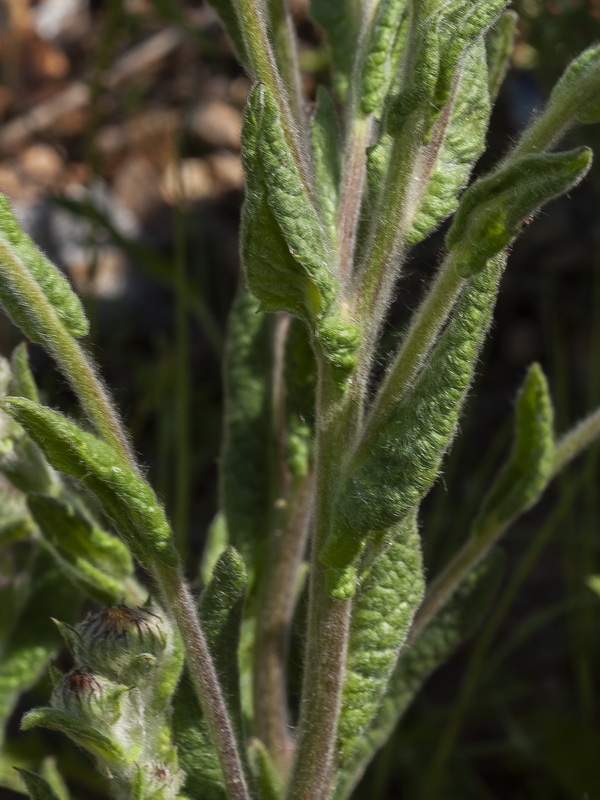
top-left (155, 562), bottom-right (252, 800)
top-left (551, 407), bottom-right (600, 477)
top-left (335, 0), bottom-right (381, 286)
top-left (411, 404), bottom-right (600, 643)
top-left (337, 115), bottom-right (372, 287)
top-left (355, 253), bottom-right (464, 465)
top-left (0, 238), bottom-right (135, 468)
top-left (233, 0), bottom-right (309, 188)
top-left (285, 365), bottom-right (354, 800)
top-left (1, 237), bottom-right (250, 800)
top-left (253, 473), bottom-right (314, 775)
top-left (266, 0), bottom-right (304, 130)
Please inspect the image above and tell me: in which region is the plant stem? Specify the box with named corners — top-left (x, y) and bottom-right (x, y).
top-left (266, 0), bottom-right (304, 130)
top-left (233, 0), bottom-right (309, 188)
top-left (0, 241), bottom-right (250, 800)
top-left (411, 403), bottom-right (600, 644)
top-left (0, 238), bottom-right (135, 469)
top-left (353, 72), bottom-right (461, 375)
top-left (511, 68), bottom-right (600, 159)
top-left (551, 406), bottom-right (600, 476)
top-left (253, 473), bottom-right (314, 776)
top-left (355, 253), bottom-right (464, 464)
top-left (155, 562), bottom-right (252, 800)
top-left (285, 364), bottom-right (354, 800)
top-left (335, 0), bottom-right (381, 287)
top-left (337, 115), bottom-right (372, 287)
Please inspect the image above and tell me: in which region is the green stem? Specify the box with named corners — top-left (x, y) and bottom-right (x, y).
top-left (355, 253), bottom-right (464, 464)
top-left (266, 0), bottom-right (304, 130)
top-left (551, 407), bottom-right (600, 477)
top-left (335, 0), bottom-right (382, 287)
top-left (285, 363), bottom-right (355, 800)
top-left (512, 83), bottom-right (600, 159)
top-left (0, 239), bottom-right (135, 468)
top-left (233, 0), bottom-right (309, 189)
top-left (411, 404), bottom-right (600, 644)
top-left (0, 233), bottom-right (249, 800)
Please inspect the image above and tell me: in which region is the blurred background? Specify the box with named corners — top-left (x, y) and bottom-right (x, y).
top-left (1, 0), bottom-right (600, 797)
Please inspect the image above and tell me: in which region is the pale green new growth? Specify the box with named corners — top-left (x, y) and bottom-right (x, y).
top-left (3, 4), bottom-right (600, 800)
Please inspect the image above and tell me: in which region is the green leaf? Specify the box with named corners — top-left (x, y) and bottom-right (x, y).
top-left (10, 343), bottom-right (40, 403)
top-left (173, 548), bottom-right (247, 800)
top-left (309, 0), bottom-right (360, 99)
top-left (473, 363), bottom-right (554, 536)
top-left (241, 84), bottom-right (361, 382)
top-left (407, 39), bottom-right (491, 246)
top-left (334, 551), bottom-right (504, 799)
top-left (198, 547), bottom-right (247, 739)
top-left (322, 255), bottom-right (505, 569)
top-left (21, 708), bottom-right (128, 763)
top-left (337, 511), bottom-right (425, 762)
top-left (387, 0), bottom-right (505, 135)
top-left (310, 87), bottom-right (342, 247)
top-left (247, 738), bottom-right (284, 800)
top-left (0, 194), bottom-right (88, 341)
top-left (447, 147), bottom-right (592, 278)
top-left (241, 84), bottom-right (335, 321)
top-left (221, 284), bottom-right (276, 583)
top-left (14, 769), bottom-right (62, 800)
top-left (0, 398), bottom-right (177, 568)
top-left (39, 758), bottom-right (70, 800)
top-left (0, 551), bottom-right (81, 740)
top-left (433, 0), bottom-right (507, 111)
top-left (549, 41), bottom-right (600, 125)
top-left (485, 9), bottom-right (518, 103)
top-left (359, 0), bottom-right (408, 115)
top-left (27, 494), bottom-right (143, 606)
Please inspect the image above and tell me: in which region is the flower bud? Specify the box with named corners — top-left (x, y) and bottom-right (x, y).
top-left (72, 605), bottom-right (183, 708)
top-left (51, 668), bottom-right (129, 726)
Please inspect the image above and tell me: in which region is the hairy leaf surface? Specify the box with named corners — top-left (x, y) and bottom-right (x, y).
top-left (309, 0), bottom-right (360, 98)
top-left (335, 551), bottom-right (504, 798)
top-left (447, 148), bottom-right (592, 277)
top-left (0, 552), bottom-right (80, 742)
top-left (407, 39), bottom-right (490, 246)
top-left (337, 512), bottom-right (425, 761)
top-left (221, 285), bottom-right (276, 581)
top-left (473, 363), bottom-right (554, 536)
top-left (1, 399), bottom-right (177, 568)
top-left (0, 195), bottom-right (88, 341)
top-left (310, 87), bottom-right (342, 247)
top-left (322, 256), bottom-right (505, 568)
top-left (27, 494), bottom-right (142, 606)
